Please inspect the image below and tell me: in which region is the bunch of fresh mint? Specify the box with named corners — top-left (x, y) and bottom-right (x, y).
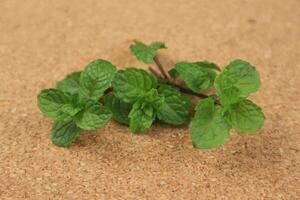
top-left (37, 40), bottom-right (265, 148)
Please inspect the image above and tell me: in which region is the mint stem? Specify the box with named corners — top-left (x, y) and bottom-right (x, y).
top-left (153, 55), bottom-right (169, 80)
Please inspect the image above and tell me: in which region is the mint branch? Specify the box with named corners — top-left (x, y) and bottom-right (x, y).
top-left (153, 55), bottom-right (169, 81)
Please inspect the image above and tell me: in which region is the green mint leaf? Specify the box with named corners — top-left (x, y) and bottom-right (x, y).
top-left (129, 100), bottom-right (155, 133)
top-left (175, 61), bottom-right (216, 93)
top-left (189, 97), bottom-right (231, 148)
top-left (214, 59), bottom-right (260, 98)
top-left (37, 89), bottom-right (71, 121)
top-left (168, 68), bottom-right (179, 79)
top-left (104, 93), bottom-right (132, 125)
top-left (56, 71), bottom-right (81, 95)
top-left (80, 59), bottom-right (116, 101)
top-left (112, 68), bottom-right (157, 103)
top-left (157, 85), bottom-right (192, 125)
top-left (223, 99), bottom-right (265, 133)
top-left (75, 102), bottom-right (112, 130)
top-left (193, 61), bottom-right (221, 71)
top-left (61, 104), bottom-right (82, 116)
top-left (51, 120), bottom-right (81, 147)
top-left (129, 40), bottom-right (166, 64)
top-left (219, 86), bottom-right (242, 106)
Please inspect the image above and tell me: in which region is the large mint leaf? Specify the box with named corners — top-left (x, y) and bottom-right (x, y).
top-left (37, 89), bottom-right (71, 121)
top-left (157, 85), bottom-right (191, 125)
top-left (75, 102), bottom-right (112, 130)
top-left (130, 40), bottom-right (166, 64)
top-left (51, 120), bottom-right (81, 147)
top-left (56, 71), bottom-right (81, 95)
top-left (112, 68), bottom-right (157, 103)
top-left (104, 93), bottom-right (132, 125)
top-left (223, 99), bottom-right (265, 133)
top-left (214, 59), bottom-right (260, 98)
top-left (129, 100), bottom-right (155, 134)
top-left (80, 59), bottom-right (116, 101)
top-left (175, 61), bottom-right (216, 93)
top-left (189, 98), bottom-right (231, 148)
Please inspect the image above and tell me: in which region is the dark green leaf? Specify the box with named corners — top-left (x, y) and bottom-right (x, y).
top-left (214, 59), bottom-right (260, 98)
top-left (130, 40), bottom-right (166, 64)
top-left (223, 99), bottom-right (265, 133)
top-left (75, 102), bottom-right (112, 130)
top-left (37, 89), bottom-right (71, 121)
top-left (104, 93), bottom-right (132, 125)
top-left (175, 61), bottom-right (216, 93)
top-left (168, 68), bottom-right (179, 79)
top-left (56, 71), bottom-right (81, 95)
top-left (193, 61), bottom-right (221, 71)
top-left (80, 59), bottom-right (116, 101)
top-left (51, 120), bottom-right (81, 147)
top-left (190, 98), bottom-right (231, 149)
top-left (112, 68), bottom-right (157, 103)
top-left (157, 85), bottom-right (192, 125)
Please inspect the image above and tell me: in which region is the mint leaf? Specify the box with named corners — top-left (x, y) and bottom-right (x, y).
top-left (189, 98), bottom-right (231, 148)
top-left (223, 99), bottom-right (265, 133)
top-left (112, 68), bottom-right (157, 103)
top-left (129, 99), bottom-right (155, 133)
top-left (219, 87), bottom-right (241, 107)
top-left (104, 93), bottom-right (132, 125)
top-left (75, 102), bottom-right (112, 130)
top-left (37, 89), bottom-right (71, 121)
top-left (157, 85), bottom-right (191, 125)
top-left (130, 40), bottom-right (166, 64)
top-left (51, 120), bottom-right (81, 147)
top-left (193, 61), bottom-right (221, 71)
top-left (80, 59), bottom-right (116, 101)
top-left (214, 59), bottom-right (260, 98)
top-left (175, 61), bottom-right (216, 93)
top-left (61, 104), bottom-right (82, 116)
top-left (56, 71), bottom-right (81, 95)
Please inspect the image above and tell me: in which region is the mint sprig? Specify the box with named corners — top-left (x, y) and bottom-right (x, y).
top-left (37, 40), bottom-right (265, 149)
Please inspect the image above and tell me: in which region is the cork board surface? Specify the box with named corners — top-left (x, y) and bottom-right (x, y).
top-left (0, 0), bottom-right (299, 199)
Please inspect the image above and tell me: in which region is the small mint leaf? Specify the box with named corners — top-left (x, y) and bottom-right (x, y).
top-left (51, 120), bottom-right (81, 147)
top-left (223, 99), bottom-right (265, 133)
top-left (219, 87), bottom-right (242, 107)
top-left (56, 71), bottom-right (81, 95)
top-left (112, 68), bottom-right (157, 103)
top-left (157, 85), bottom-right (192, 125)
top-left (214, 59), bottom-right (260, 98)
top-left (175, 61), bottom-right (216, 93)
top-left (189, 98), bottom-right (231, 149)
top-left (80, 59), bottom-right (116, 101)
top-left (129, 100), bottom-right (155, 133)
top-left (130, 40), bottom-right (166, 64)
top-left (104, 93), bottom-right (132, 125)
top-left (37, 89), bottom-right (71, 121)
top-left (75, 102), bottom-right (112, 130)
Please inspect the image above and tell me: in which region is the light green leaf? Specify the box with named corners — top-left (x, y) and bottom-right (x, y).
top-left (80, 59), bottom-right (116, 101)
top-left (223, 99), bottom-right (265, 133)
top-left (219, 87), bottom-right (242, 107)
top-left (75, 102), bottom-right (112, 130)
top-left (51, 120), bottom-right (81, 147)
top-left (61, 104), bottom-right (82, 116)
top-left (37, 88), bottom-right (71, 121)
top-left (214, 59), bottom-right (261, 98)
top-left (56, 71), bottom-right (81, 95)
top-left (130, 40), bottom-right (166, 64)
top-left (104, 93), bottom-right (132, 125)
top-left (175, 61), bottom-right (216, 93)
top-left (190, 98), bottom-right (231, 149)
top-left (129, 100), bottom-right (155, 134)
top-left (112, 68), bottom-right (157, 103)
top-left (157, 85), bottom-right (192, 125)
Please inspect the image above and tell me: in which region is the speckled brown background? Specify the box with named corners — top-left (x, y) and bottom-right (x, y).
top-left (0, 0), bottom-right (299, 199)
